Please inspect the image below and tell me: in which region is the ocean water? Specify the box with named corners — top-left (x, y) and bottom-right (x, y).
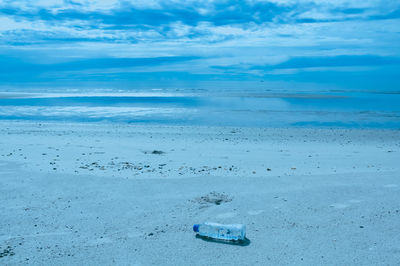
top-left (0, 90), bottom-right (399, 128)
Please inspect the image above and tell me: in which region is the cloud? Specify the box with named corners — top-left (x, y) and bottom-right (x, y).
top-left (253, 55), bottom-right (400, 70)
top-left (0, 0), bottom-right (399, 90)
top-left (0, 54), bottom-right (201, 81)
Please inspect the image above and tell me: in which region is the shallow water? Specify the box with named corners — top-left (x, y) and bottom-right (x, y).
top-left (0, 91), bottom-right (399, 128)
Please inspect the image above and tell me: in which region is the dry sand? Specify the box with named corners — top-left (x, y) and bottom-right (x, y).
top-left (1, 121), bottom-right (399, 265)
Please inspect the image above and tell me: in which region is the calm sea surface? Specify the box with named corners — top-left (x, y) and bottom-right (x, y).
top-left (0, 91), bottom-right (399, 128)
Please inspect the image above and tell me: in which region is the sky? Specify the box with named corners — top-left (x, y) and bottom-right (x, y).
top-left (0, 0), bottom-right (400, 92)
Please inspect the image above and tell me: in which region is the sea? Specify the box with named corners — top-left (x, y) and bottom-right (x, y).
top-left (0, 88), bottom-right (399, 128)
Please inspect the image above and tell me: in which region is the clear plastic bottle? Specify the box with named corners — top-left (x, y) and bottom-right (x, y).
top-left (193, 222), bottom-right (246, 241)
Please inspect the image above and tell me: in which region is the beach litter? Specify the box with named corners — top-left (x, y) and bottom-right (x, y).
top-left (193, 222), bottom-right (246, 242)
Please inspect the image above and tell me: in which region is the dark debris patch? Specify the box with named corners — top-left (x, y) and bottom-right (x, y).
top-left (192, 191), bottom-right (233, 207)
top-left (0, 246), bottom-right (15, 258)
top-left (151, 150), bottom-right (165, 155)
top-left (143, 150), bottom-right (165, 155)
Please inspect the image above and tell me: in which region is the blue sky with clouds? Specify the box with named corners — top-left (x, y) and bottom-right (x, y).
top-left (0, 0), bottom-right (399, 91)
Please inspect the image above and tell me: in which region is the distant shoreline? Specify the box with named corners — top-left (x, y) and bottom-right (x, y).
top-left (0, 91), bottom-right (347, 99)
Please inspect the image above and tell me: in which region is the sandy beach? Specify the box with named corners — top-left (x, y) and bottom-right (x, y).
top-left (1, 0), bottom-right (400, 264)
top-left (1, 120), bottom-right (399, 265)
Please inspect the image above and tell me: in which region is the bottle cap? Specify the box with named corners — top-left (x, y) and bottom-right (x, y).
top-left (193, 224), bottom-right (200, 232)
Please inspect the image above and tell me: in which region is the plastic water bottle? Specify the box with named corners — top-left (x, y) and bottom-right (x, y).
top-left (193, 222), bottom-right (246, 241)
